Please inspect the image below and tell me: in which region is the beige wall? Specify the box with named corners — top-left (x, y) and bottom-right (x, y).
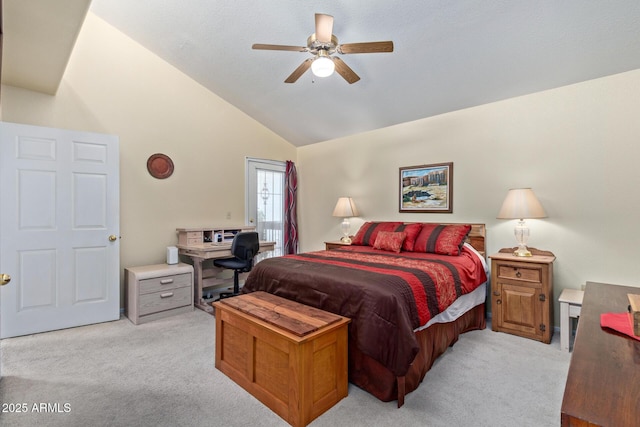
top-left (298, 69), bottom-right (640, 322)
top-left (1, 13), bottom-right (296, 304)
top-left (3, 12), bottom-right (640, 325)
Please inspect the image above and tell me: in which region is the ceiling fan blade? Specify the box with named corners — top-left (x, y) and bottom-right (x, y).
top-left (333, 57), bottom-right (360, 84)
top-left (285, 58), bottom-right (313, 83)
top-left (338, 41), bottom-right (394, 54)
top-left (315, 13), bottom-right (334, 43)
top-left (252, 44), bottom-right (307, 52)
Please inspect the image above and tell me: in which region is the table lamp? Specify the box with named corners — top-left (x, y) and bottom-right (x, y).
top-left (497, 188), bottom-right (547, 257)
top-left (332, 197), bottom-right (359, 243)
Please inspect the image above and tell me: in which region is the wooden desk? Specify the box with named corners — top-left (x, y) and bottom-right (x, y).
top-left (178, 241), bottom-right (275, 313)
top-left (560, 281), bottom-right (640, 426)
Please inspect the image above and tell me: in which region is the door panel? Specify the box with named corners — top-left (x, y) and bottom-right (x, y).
top-left (19, 249), bottom-right (57, 309)
top-left (74, 247), bottom-right (108, 302)
top-left (0, 122), bottom-right (120, 338)
top-left (501, 283), bottom-right (540, 336)
top-left (74, 173), bottom-right (107, 228)
top-left (19, 169), bottom-right (57, 229)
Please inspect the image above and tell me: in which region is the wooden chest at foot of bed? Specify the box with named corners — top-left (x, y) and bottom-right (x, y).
top-left (213, 292), bottom-right (350, 427)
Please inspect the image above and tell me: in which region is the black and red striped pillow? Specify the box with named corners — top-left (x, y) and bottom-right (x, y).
top-left (352, 222), bottom-right (402, 246)
top-left (352, 222), bottom-right (423, 251)
top-left (413, 224), bottom-right (471, 256)
top-left (352, 222), bottom-right (470, 255)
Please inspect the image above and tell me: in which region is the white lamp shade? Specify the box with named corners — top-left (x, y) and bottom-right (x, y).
top-left (311, 55), bottom-right (335, 77)
top-left (332, 197), bottom-right (359, 217)
top-left (497, 188), bottom-right (547, 220)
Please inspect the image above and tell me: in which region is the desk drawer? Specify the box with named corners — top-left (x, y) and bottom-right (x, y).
top-left (139, 286), bottom-right (192, 316)
top-left (569, 304), bottom-right (581, 318)
top-left (497, 264), bottom-right (541, 283)
top-left (139, 273), bottom-right (192, 294)
top-left (186, 237), bottom-right (201, 246)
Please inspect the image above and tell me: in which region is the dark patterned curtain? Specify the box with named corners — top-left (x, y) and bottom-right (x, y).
top-left (283, 160), bottom-right (298, 254)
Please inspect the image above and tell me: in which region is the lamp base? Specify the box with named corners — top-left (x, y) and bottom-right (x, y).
top-left (513, 220), bottom-right (532, 257)
top-left (339, 218), bottom-right (352, 244)
top-left (513, 245), bottom-right (532, 257)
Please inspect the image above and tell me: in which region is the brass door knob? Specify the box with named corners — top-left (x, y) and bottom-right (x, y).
top-left (108, 235), bottom-right (118, 242)
top-left (1, 273), bottom-right (11, 286)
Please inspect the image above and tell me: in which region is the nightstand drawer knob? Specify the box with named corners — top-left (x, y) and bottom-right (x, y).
top-left (160, 292), bottom-right (174, 298)
top-left (160, 278), bottom-right (174, 284)
top-left (515, 271), bottom-right (522, 278)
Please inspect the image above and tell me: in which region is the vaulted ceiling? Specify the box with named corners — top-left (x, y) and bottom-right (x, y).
top-left (4, 1), bottom-right (640, 146)
top-left (1, 0), bottom-right (91, 95)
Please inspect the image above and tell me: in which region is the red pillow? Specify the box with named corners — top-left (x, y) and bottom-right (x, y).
top-left (373, 231), bottom-right (407, 253)
top-left (392, 223), bottom-right (423, 251)
top-left (352, 222), bottom-right (403, 246)
top-left (413, 224), bottom-right (471, 256)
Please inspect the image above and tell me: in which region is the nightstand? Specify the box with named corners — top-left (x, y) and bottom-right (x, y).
top-left (489, 248), bottom-right (555, 343)
top-left (325, 241), bottom-right (351, 250)
top-left (125, 263), bottom-right (194, 325)
top-left (558, 288), bottom-right (584, 352)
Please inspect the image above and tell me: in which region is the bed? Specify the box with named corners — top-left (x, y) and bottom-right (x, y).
top-left (241, 222), bottom-right (488, 407)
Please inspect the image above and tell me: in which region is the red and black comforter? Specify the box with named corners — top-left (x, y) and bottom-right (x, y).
top-left (241, 244), bottom-right (487, 377)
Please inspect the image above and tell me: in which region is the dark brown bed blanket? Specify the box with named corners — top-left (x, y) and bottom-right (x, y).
top-left (242, 245), bottom-right (487, 379)
top-left (351, 303), bottom-right (486, 405)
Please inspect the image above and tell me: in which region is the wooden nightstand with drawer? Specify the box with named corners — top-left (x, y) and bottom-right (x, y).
top-left (125, 263), bottom-right (194, 325)
top-left (489, 248), bottom-right (555, 343)
top-left (325, 241), bottom-right (351, 250)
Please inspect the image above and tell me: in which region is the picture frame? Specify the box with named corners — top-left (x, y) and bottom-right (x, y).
top-left (399, 162), bottom-right (453, 213)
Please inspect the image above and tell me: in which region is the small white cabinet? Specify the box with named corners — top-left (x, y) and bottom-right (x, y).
top-left (125, 263), bottom-right (194, 325)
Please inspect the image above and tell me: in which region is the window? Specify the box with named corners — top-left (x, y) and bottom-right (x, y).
top-left (246, 158), bottom-right (285, 258)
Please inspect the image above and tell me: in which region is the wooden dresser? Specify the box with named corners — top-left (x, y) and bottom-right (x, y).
top-left (561, 281), bottom-right (640, 426)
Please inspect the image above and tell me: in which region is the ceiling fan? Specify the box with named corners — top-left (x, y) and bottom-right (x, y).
top-left (252, 13), bottom-right (394, 84)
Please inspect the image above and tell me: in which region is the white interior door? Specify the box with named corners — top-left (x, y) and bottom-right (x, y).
top-left (246, 158), bottom-right (285, 258)
top-left (0, 122), bottom-right (120, 339)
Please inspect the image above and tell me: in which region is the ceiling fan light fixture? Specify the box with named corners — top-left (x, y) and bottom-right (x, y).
top-left (311, 51), bottom-right (335, 77)
top-left (252, 13), bottom-right (393, 84)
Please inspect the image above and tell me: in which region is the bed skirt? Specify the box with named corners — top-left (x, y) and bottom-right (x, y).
top-left (348, 303), bottom-right (486, 407)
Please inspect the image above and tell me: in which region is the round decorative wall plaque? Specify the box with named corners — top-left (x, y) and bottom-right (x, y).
top-left (147, 153), bottom-right (174, 179)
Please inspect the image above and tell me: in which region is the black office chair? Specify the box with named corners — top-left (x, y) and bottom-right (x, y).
top-left (214, 231), bottom-right (260, 299)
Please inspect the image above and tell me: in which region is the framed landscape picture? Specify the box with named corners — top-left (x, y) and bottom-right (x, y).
top-left (399, 162), bottom-right (453, 213)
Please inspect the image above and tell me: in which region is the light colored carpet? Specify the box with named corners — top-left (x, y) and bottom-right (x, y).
top-left (0, 309), bottom-right (570, 426)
